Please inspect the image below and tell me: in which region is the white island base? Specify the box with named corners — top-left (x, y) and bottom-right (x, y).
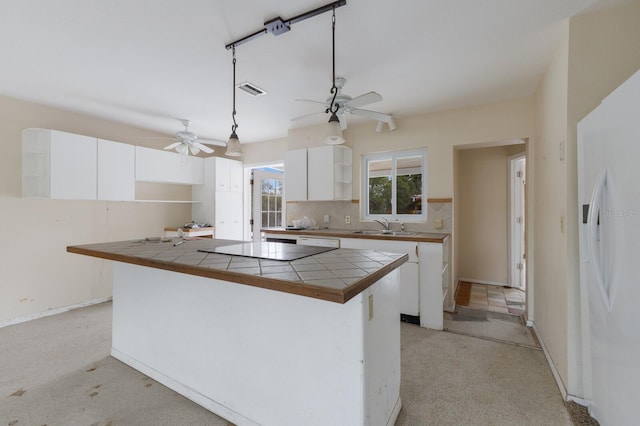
top-left (111, 262), bottom-right (401, 426)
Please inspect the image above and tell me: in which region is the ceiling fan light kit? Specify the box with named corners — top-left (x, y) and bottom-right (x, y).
top-left (162, 119), bottom-right (225, 156)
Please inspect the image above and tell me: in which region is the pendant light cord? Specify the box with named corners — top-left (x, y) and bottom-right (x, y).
top-left (326, 8), bottom-right (339, 116)
top-left (231, 46), bottom-right (238, 134)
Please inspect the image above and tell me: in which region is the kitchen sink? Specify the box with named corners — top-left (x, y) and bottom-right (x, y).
top-left (380, 230), bottom-right (417, 236)
top-left (353, 230), bottom-right (417, 236)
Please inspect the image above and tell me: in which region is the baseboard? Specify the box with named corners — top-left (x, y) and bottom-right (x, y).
top-left (443, 301), bottom-right (456, 313)
top-left (387, 397), bottom-right (402, 426)
top-left (458, 278), bottom-right (510, 287)
top-left (0, 296), bottom-right (112, 329)
top-left (530, 320), bottom-right (568, 400)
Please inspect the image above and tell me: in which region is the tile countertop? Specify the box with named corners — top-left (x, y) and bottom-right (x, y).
top-left (261, 227), bottom-right (449, 243)
top-left (67, 239), bottom-right (408, 304)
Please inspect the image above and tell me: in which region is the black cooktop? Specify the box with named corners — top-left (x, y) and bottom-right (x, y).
top-left (199, 242), bottom-right (336, 261)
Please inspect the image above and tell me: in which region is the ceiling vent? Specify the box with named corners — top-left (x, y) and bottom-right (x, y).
top-left (237, 81), bottom-right (267, 97)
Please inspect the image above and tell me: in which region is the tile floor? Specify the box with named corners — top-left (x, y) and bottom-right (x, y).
top-left (455, 281), bottom-right (525, 315)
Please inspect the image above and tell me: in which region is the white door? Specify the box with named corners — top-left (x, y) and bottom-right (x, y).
top-left (252, 169), bottom-right (285, 241)
top-left (509, 154), bottom-right (526, 289)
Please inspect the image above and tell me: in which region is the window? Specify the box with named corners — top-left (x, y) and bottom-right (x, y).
top-left (361, 149), bottom-right (427, 222)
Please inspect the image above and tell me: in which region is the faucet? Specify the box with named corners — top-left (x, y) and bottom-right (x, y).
top-left (374, 217), bottom-right (390, 230)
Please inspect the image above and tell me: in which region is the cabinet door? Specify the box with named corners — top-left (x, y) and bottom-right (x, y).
top-left (135, 146), bottom-right (203, 185)
top-left (307, 146), bottom-right (333, 201)
top-left (215, 191), bottom-right (243, 240)
top-left (98, 139), bottom-right (135, 201)
top-left (418, 243), bottom-right (444, 330)
top-left (50, 131), bottom-right (97, 200)
top-left (192, 157), bottom-right (216, 224)
top-left (284, 149), bottom-right (307, 201)
top-left (214, 157), bottom-right (230, 191)
top-left (228, 159), bottom-right (243, 192)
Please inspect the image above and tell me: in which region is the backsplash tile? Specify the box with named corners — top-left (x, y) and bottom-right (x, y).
top-left (285, 200), bottom-right (451, 234)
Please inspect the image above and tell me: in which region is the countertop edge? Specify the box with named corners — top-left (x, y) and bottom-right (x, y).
top-left (67, 245), bottom-right (408, 304)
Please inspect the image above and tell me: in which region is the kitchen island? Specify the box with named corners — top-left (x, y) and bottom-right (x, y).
top-left (67, 238), bottom-right (407, 426)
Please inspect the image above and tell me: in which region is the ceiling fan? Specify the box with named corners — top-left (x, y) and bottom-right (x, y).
top-left (292, 77), bottom-right (396, 131)
top-left (162, 119), bottom-right (227, 155)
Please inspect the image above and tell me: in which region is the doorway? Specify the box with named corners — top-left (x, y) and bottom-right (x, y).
top-left (448, 141), bottom-right (532, 346)
top-left (251, 167), bottom-right (285, 241)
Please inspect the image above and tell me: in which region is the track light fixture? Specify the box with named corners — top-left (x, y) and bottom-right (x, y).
top-left (225, 46), bottom-right (242, 157)
top-left (325, 7), bottom-right (345, 145)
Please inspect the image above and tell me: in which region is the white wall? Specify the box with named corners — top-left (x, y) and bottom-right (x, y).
top-left (532, 1), bottom-right (640, 398)
top-left (533, 22), bottom-right (570, 390)
top-left (0, 95), bottom-right (191, 324)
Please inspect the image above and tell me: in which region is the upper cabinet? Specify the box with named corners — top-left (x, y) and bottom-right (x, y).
top-left (214, 156), bottom-right (243, 192)
top-left (286, 145), bottom-right (352, 202)
top-left (98, 139), bottom-right (135, 201)
top-left (284, 149), bottom-right (307, 201)
top-left (22, 128), bottom-right (208, 202)
top-left (308, 145), bottom-right (352, 201)
top-left (135, 146), bottom-right (203, 185)
top-left (22, 128), bottom-right (97, 200)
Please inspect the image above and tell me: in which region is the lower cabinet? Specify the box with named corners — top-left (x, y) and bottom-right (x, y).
top-left (337, 237), bottom-right (446, 330)
top-left (339, 238), bottom-right (422, 318)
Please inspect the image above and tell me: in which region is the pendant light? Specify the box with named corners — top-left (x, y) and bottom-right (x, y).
top-left (325, 7), bottom-right (345, 145)
top-left (225, 46), bottom-right (243, 157)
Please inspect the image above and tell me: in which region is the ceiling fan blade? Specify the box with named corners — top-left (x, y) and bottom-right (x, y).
top-left (193, 142), bottom-right (214, 154)
top-left (163, 142), bottom-right (181, 150)
top-left (295, 98), bottom-right (328, 106)
top-left (291, 111), bottom-right (325, 122)
top-left (351, 108), bottom-right (393, 122)
top-left (346, 91), bottom-right (383, 108)
top-left (198, 138), bottom-right (227, 147)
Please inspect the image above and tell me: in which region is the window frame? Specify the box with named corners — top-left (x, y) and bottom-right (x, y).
top-left (361, 148), bottom-right (427, 223)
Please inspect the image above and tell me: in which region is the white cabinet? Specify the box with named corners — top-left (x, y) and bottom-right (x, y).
top-left (340, 238), bottom-right (420, 317)
top-left (284, 149), bottom-right (307, 201)
top-left (135, 146), bottom-right (203, 185)
top-left (192, 156), bottom-right (244, 240)
top-left (418, 243), bottom-right (445, 330)
top-left (97, 139), bottom-right (135, 201)
top-left (22, 128), bottom-right (97, 200)
top-left (308, 145), bottom-right (352, 201)
top-left (284, 146), bottom-right (352, 201)
top-left (214, 156), bottom-right (243, 192)
top-left (340, 236), bottom-right (447, 330)
top-left (214, 191), bottom-right (243, 240)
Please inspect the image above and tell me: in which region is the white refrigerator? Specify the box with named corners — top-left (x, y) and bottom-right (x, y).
top-left (577, 68), bottom-right (640, 425)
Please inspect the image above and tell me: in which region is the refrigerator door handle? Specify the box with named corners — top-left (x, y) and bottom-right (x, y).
top-left (587, 167), bottom-right (613, 312)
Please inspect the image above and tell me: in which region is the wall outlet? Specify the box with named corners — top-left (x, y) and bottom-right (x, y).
top-left (434, 218), bottom-right (443, 230)
top-left (345, 215), bottom-right (351, 224)
top-left (323, 214), bottom-right (330, 223)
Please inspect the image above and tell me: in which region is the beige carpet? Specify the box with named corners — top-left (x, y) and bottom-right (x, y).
top-left (1, 302), bottom-right (574, 425)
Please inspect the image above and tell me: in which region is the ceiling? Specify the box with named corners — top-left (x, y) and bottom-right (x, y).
top-left (0, 0), bottom-right (633, 145)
